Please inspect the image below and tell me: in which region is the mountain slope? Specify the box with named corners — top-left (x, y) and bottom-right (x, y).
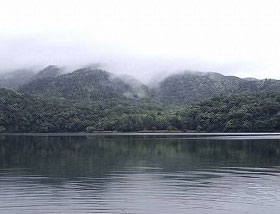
top-left (20, 67), bottom-right (152, 101)
top-left (0, 88), bottom-right (162, 133)
top-left (32, 65), bottom-right (63, 80)
top-left (155, 71), bottom-right (280, 105)
top-left (5, 67), bottom-right (280, 105)
top-left (0, 66), bottom-right (62, 89)
top-left (0, 69), bottom-right (35, 89)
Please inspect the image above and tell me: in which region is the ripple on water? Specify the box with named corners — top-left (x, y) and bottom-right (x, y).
top-left (1, 135), bottom-right (280, 214)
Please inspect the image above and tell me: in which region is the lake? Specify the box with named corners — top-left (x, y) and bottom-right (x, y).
top-left (1, 134), bottom-right (280, 214)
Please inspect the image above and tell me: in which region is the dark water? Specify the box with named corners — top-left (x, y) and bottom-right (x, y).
top-left (1, 134), bottom-right (280, 214)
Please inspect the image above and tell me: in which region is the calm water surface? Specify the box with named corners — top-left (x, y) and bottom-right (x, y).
top-left (1, 134), bottom-right (280, 214)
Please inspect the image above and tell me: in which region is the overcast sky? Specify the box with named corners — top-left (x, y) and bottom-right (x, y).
top-left (1, 0), bottom-right (280, 81)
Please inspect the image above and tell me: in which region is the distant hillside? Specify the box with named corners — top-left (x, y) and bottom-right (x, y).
top-left (20, 67), bottom-right (153, 101)
top-left (0, 66), bottom-right (62, 89)
top-left (155, 71), bottom-right (280, 105)
top-left (3, 66), bottom-right (280, 105)
top-left (0, 88), bottom-right (162, 133)
top-left (32, 65), bottom-right (63, 80)
top-left (0, 69), bottom-right (35, 89)
top-left (2, 87), bottom-right (280, 133)
top-left (175, 93), bottom-right (280, 132)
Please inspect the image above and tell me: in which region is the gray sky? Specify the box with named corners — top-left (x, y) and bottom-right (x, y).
top-left (1, 0), bottom-right (280, 81)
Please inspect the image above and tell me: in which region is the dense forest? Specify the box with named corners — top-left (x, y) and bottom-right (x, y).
top-left (1, 88), bottom-right (280, 132)
top-left (1, 66), bottom-right (280, 133)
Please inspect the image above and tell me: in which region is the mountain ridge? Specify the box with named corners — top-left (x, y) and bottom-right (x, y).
top-left (154, 71), bottom-right (280, 105)
top-left (2, 66), bottom-right (280, 105)
top-left (19, 67), bottom-right (152, 101)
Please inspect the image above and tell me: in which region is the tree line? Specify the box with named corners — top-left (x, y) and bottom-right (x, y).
top-left (1, 88), bottom-right (280, 132)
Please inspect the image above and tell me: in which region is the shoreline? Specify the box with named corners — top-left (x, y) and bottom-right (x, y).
top-left (2, 132), bottom-right (280, 137)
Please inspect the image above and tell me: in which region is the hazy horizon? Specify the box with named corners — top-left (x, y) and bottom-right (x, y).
top-left (1, 0), bottom-right (280, 82)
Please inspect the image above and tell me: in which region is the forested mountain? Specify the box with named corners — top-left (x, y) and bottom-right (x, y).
top-left (32, 65), bottom-right (63, 80)
top-left (2, 67), bottom-right (280, 133)
top-left (20, 67), bottom-right (153, 101)
top-left (155, 71), bottom-right (280, 105)
top-left (2, 66), bottom-right (280, 105)
top-left (0, 66), bottom-right (62, 90)
top-left (1, 88), bottom-right (280, 133)
top-left (92, 93), bottom-right (280, 132)
top-left (0, 88), bottom-right (162, 132)
top-left (176, 93), bottom-right (280, 132)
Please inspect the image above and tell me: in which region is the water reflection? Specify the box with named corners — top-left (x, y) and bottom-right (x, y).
top-left (0, 135), bottom-right (280, 213)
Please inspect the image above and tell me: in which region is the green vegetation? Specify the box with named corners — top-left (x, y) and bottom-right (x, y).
top-left (2, 67), bottom-right (280, 133)
top-left (157, 71), bottom-right (280, 105)
top-left (20, 68), bottom-right (152, 101)
top-left (2, 87), bottom-right (280, 132)
top-left (92, 93), bottom-right (280, 132)
top-left (177, 93), bottom-right (280, 132)
top-left (0, 88), bottom-right (163, 132)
